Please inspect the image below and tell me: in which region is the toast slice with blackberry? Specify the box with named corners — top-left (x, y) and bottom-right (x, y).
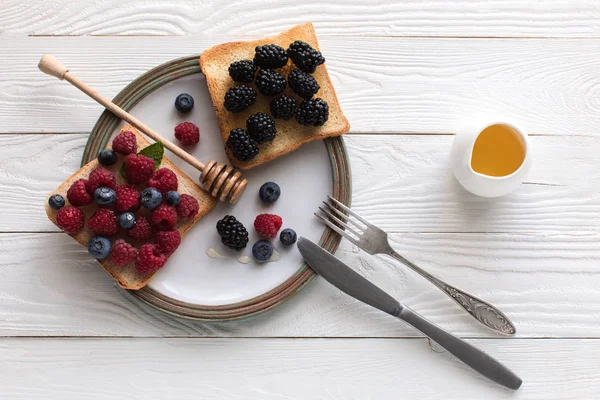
top-left (200, 22), bottom-right (350, 170)
top-left (45, 126), bottom-right (216, 290)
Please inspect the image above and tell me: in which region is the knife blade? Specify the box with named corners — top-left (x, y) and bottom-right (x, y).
top-left (298, 237), bottom-right (522, 390)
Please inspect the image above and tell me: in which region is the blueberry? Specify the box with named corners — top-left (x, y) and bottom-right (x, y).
top-left (280, 228), bottom-right (297, 245)
top-left (165, 191), bottom-right (181, 206)
top-left (141, 187), bottom-right (162, 209)
top-left (94, 187), bottom-right (116, 206)
top-left (175, 93), bottom-right (194, 113)
top-left (48, 194), bottom-right (65, 209)
top-left (259, 181), bottom-right (281, 203)
top-left (88, 236), bottom-right (112, 259)
top-left (252, 240), bottom-right (274, 262)
top-left (119, 212), bottom-right (136, 229)
top-left (97, 149), bottom-right (117, 166)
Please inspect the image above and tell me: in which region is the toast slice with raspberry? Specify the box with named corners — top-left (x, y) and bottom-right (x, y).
top-left (200, 22), bottom-right (350, 170)
top-left (45, 125), bottom-right (216, 290)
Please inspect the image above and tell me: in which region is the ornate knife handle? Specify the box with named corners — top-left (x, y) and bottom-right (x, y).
top-left (388, 250), bottom-right (516, 335)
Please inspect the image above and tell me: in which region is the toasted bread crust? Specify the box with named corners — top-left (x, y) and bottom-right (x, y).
top-left (45, 126), bottom-right (216, 290)
top-left (200, 22), bottom-right (350, 170)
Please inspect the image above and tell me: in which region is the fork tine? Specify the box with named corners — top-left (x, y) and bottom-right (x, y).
top-left (327, 196), bottom-right (370, 225)
top-left (318, 206), bottom-right (362, 238)
top-left (314, 213), bottom-right (359, 246)
top-left (321, 201), bottom-right (365, 230)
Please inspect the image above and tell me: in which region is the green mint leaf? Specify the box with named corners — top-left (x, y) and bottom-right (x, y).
top-left (119, 141), bottom-right (164, 179)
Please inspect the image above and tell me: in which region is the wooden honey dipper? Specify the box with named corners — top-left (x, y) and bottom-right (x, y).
top-left (38, 54), bottom-right (247, 204)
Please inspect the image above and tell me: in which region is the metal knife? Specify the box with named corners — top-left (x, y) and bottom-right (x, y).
top-left (297, 237), bottom-right (522, 390)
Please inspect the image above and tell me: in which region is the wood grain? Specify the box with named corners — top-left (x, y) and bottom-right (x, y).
top-left (8, 133), bottom-right (600, 233)
top-left (2, 232), bottom-right (600, 337)
top-left (2, 36), bottom-right (600, 134)
top-left (0, 337), bottom-right (598, 399)
top-left (1, 0), bottom-right (599, 38)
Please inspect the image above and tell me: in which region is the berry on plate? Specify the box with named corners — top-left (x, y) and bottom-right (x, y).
top-left (259, 181), bottom-right (281, 203)
top-left (174, 93), bottom-right (194, 113)
top-left (119, 212), bottom-right (136, 230)
top-left (127, 215), bottom-right (153, 241)
top-left (176, 194), bottom-right (199, 219)
top-left (174, 122), bottom-right (200, 146)
top-left (141, 187), bottom-right (162, 210)
top-left (226, 128), bottom-right (259, 162)
top-left (112, 130), bottom-right (137, 155)
top-left (97, 149), bottom-right (117, 166)
top-left (150, 204), bottom-right (177, 231)
top-left (147, 168), bottom-right (178, 194)
top-left (270, 95), bottom-right (297, 120)
top-left (56, 206), bottom-right (85, 234)
top-left (224, 85), bottom-right (257, 113)
top-left (124, 153), bottom-right (155, 184)
top-left (94, 187), bottom-right (116, 206)
top-left (247, 112), bottom-right (276, 144)
top-left (155, 230), bottom-right (181, 257)
top-left (296, 98), bottom-right (329, 126)
top-left (88, 208), bottom-right (119, 237)
top-left (86, 167), bottom-right (116, 194)
top-left (216, 215), bottom-right (249, 251)
top-left (48, 194), bottom-right (65, 210)
top-left (110, 239), bottom-right (138, 266)
top-left (88, 236), bottom-right (112, 259)
top-left (228, 60), bottom-right (257, 83)
top-left (165, 191), bottom-right (181, 206)
top-left (115, 185), bottom-right (140, 212)
top-left (252, 240), bottom-right (274, 262)
top-left (135, 244), bottom-right (167, 274)
top-left (255, 69), bottom-right (286, 96)
top-left (254, 44), bottom-right (288, 69)
top-left (67, 179), bottom-right (92, 206)
top-left (280, 228), bottom-right (297, 245)
top-left (254, 214), bottom-right (283, 239)
top-left (287, 40), bottom-right (325, 73)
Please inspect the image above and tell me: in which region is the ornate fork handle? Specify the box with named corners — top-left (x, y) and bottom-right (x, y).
top-left (388, 250), bottom-right (516, 335)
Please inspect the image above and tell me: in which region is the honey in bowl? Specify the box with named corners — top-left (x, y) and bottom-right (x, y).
top-left (470, 124), bottom-right (526, 177)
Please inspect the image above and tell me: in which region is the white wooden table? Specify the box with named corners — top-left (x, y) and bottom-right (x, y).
top-left (2, 1), bottom-right (600, 398)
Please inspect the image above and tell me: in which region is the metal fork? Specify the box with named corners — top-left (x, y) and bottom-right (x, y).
top-left (315, 196), bottom-right (516, 335)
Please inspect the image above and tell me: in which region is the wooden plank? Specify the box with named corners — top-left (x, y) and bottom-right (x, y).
top-left (2, 232), bottom-right (600, 337)
top-left (0, 337), bottom-right (598, 399)
top-left (2, 36), bottom-right (600, 134)
top-left (1, 0), bottom-right (599, 38)
top-left (7, 133), bottom-right (600, 233)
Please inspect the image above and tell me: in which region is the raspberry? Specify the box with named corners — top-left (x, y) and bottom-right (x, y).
top-left (110, 239), bottom-right (138, 266)
top-left (174, 122), bottom-right (200, 146)
top-left (85, 167), bottom-right (116, 194)
top-left (124, 153), bottom-right (155, 184)
top-left (115, 185), bottom-right (140, 212)
top-left (135, 244), bottom-right (167, 274)
top-left (56, 206), bottom-right (85, 234)
top-left (176, 194), bottom-right (199, 219)
top-left (150, 204), bottom-right (177, 231)
top-left (147, 168), bottom-right (178, 194)
top-left (112, 130), bottom-right (137, 155)
top-left (88, 208), bottom-right (119, 237)
top-left (127, 215), bottom-right (153, 241)
top-left (67, 179), bottom-right (92, 206)
top-left (155, 230), bottom-right (181, 256)
top-left (254, 213), bottom-right (283, 239)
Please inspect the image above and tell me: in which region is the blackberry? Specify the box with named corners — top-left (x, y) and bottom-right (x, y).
top-left (254, 44), bottom-right (288, 69)
top-left (246, 112), bottom-right (276, 144)
top-left (296, 98), bottom-right (329, 126)
top-left (228, 60), bottom-right (257, 83)
top-left (226, 128), bottom-right (259, 162)
top-left (287, 40), bottom-right (325, 73)
top-left (224, 85), bottom-right (257, 113)
top-left (255, 69), bottom-right (286, 96)
top-left (270, 95), bottom-right (297, 120)
top-left (216, 215), bottom-right (249, 251)
top-left (288, 69), bottom-right (320, 99)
